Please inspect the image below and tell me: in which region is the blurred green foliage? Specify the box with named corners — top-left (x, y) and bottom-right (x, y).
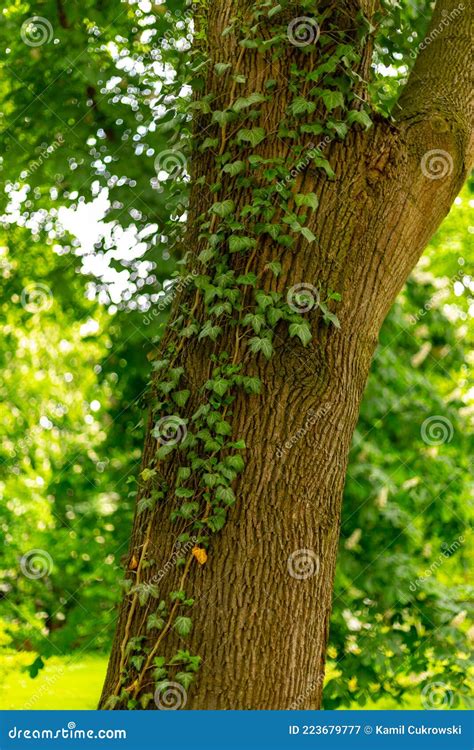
top-left (0, 0), bottom-right (472, 710)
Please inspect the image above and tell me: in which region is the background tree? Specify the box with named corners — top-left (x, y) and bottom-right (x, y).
top-left (0, 0), bottom-right (472, 711)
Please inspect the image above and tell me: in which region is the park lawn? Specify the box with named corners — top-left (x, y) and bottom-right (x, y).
top-left (1, 653), bottom-right (426, 710)
top-left (0, 654), bottom-right (107, 710)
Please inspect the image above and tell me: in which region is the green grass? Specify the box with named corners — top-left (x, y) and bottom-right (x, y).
top-left (0, 654), bottom-right (107, 710)
top-left (0, 653), bottom-right (436, 710)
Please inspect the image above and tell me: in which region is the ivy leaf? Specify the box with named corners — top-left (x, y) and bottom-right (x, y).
top-left (104, 696), bottom-right (121, 709)
top-left (176, 671), bottom-right (195, 690)
top-left (267, 307), bottom-right (284, 326)
top-left (137, 496), bottom-right (156, 515)
top-left (140, 693), bottom-right (154, 709)
top-left (232, 93), bottom-right (266, 112)
top-left (200, 137), bottom-right (219, 151)
top-left (300, 227), bottom-right (317, 243)
top-left (140, 468), bottom-right (156, 482)
top-left (156, 444), bottom-right (174, 460)
top-left (180, 323), bottom-right (199, 338)
top-left (211, 200), bottom-right (235, 218)
top-left (248, 336), bottom-right (273, 359)
top-left (236, 272), bottom-right (257, 286)
top-left (174, 616), bottom-right (193, 637)
top-left (225, 454), bottom-right (245, 472)
top-left (216, 486), bottom-right (236, 506)
top-left (229, 439), bottom-right (246, 450)
top-left (131, 655), bottom-right (144, 671)
top-left (198, 321), bottom-right (222, 341)
top-left (223, 160), bottom-right (245, 176)
top-left (215, 420), bottom-right (232, 436)
top-left (242, 313), bottom-right (265, 333)
top-left (265, 261), bottom-right (282, 276)
top-left (212, 378), bottom-right (229, 396)
top-left (214, 62), bottom-right (231, 76)
top-left (147, 613), bottom-right (165, 631)
top-left (347, 109), bottom-right (372, 130)
top-left (180, 502), bottom-right (199, 519)
top-left (229, 236), bottom-right (256, 253)
top-left (295, 193), bottom-right (319, 210)
top-left (212, 110), bottom-right (234, 126)
top-left (289, 97), bottom-right (316, 116)
top-left (313, 153), bottom-right (336, 179)
top-left (323, 311), bottom-right (341, 329)
top-left (242, 376), bottom-right (261, 394)
top-left (207, 511), bottom-right (227, 532)
top-left (173, 390), bottom-right (190, 407)
top-left (239, 38), bottom-right (259, 49)
top-left (255, 291), bottom-right (273, 310)
top-left (289, 321), bottom-right (312, 346)
top-left (268, 3), bottom-right (282, 18)
top-left (262, 223), bottom-right (280, 240)
top-left (236, 127), bottom-right (266, 147)
top-left (320, 90), bottom-right (345, 111)
top-left (175, 487), bottom-right (194, 498)
top-left (328, 120), bottom-right (348, 139)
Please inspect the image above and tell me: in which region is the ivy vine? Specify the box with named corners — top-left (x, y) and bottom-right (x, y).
top-left (106, 0), bottom-right (374, 709)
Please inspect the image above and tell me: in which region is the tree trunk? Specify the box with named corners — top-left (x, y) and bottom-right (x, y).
top-left (100, 0), bottom-right (472, 710)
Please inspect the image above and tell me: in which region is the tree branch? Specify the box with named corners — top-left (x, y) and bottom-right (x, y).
top-left (395, 0), bottom-right (473, 167)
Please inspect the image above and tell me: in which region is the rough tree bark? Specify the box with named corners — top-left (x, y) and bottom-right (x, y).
top-left (100, 0), bottom-right (473, 709)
